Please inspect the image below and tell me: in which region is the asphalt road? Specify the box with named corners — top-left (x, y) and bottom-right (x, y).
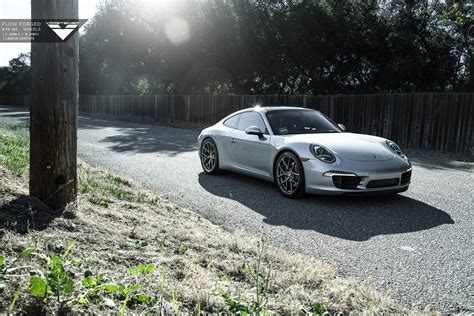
top-left (1, 106), bottom-right (473, 312)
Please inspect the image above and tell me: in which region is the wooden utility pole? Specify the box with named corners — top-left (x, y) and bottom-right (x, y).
top-left (30, 0), bottom-right (78, 209)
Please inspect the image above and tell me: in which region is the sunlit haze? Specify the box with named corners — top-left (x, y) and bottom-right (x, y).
top-left (164, 17), bottom-right (190, 45)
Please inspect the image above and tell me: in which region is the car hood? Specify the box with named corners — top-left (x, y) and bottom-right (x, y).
top-left (285, 132), bottom-right (394, 162)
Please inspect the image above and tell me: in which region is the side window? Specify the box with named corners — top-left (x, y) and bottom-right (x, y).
top-left (223, 114), bottom-right (240, 129)
top-left (237, 112), bottom-right (268, 134)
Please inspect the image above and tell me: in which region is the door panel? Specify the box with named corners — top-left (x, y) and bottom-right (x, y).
top-left (226, 111), bottom-right (273, 178)
top-left (232, 131), bottom-right (273, 177)
top-left (218, 114), bottom-right (241, 168)
top-left (218, 128), bottom-right (239, 168)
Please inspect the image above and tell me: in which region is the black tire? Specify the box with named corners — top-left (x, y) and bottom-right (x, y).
top-left (200, 138), bottom-right (220, 175)
top-left (274, 151), bottom-right (305, 198)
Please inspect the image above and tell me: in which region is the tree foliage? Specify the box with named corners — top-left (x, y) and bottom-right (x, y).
top-left (0, 53), bottom-right (31, 95)
top-left (1, 0), bottom-right (472, 95)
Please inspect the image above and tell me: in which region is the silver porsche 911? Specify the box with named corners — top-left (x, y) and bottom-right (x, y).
top-left (198, 106), bottom-right (412, 198)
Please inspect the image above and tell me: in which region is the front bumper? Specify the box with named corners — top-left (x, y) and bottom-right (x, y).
top-left (303, 157), bottom-right (412, 195)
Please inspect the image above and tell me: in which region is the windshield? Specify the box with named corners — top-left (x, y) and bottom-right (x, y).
top-left (265, 110), bottom-right (341, 135)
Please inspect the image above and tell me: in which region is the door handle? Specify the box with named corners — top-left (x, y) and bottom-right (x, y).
top-left (230, 137), bottom-right (236, 143)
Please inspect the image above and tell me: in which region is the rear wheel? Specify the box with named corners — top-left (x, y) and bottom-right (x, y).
top-left (200, 138), bottom-right (219, 174)
top-left (275, 151), bottom-right (305, 198)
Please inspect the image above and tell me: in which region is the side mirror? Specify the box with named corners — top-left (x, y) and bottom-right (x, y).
top-left (338, 123), bottom-right (346, 132)
top-left (245, 126), bottom-right (263, 136)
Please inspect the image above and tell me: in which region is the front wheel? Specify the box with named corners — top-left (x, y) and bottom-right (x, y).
top-left (275, 151), bottom-right (305, 198)
top-left (200, 138), bottom-right (219, 175)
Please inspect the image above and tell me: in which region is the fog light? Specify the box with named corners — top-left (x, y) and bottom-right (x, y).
top-left (323, 170), bottom-right (358, 177)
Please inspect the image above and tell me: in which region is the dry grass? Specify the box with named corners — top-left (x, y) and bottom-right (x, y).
top-left (0, 126), bottom-right (406, 314)
top-left (0, 163), bottom-right (403, 314)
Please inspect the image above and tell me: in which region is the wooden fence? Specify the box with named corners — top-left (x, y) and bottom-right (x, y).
top-left (1, 93), bottom-right (473, 154)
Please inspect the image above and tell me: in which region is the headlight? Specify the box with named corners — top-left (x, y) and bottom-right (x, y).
top-left (386, 140), bottom-right (405, 157)
top-left (310, 144), bottom-right (336, 163)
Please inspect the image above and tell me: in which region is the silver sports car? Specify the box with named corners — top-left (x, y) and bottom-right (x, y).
top-left (198, 106), bottom-right (412, 198)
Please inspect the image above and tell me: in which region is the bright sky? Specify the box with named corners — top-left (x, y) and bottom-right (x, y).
top-left (0, 0), bottom-right (99, 66)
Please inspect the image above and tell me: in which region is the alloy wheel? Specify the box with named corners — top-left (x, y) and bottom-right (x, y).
top-left (276, 154), bottom-right (300, 195)
top-left (201, 139), bottom-right (217, 172)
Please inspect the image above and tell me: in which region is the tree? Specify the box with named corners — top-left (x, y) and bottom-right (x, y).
top-left (437, 0), bottom-right (473, 91)
top-left (30, 0), bottom-right (79, 209)
top-left (76, 0), bottom-right (471, 95)
top-left (0, 53), bottom-right (31, 96)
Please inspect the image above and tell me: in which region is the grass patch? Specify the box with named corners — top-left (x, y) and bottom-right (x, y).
top-left (0, 126), bottom-right (407, 314)
top-left (0, 127), bottom-right (29, 176)
top-left (78, 163), bottom-right (159, 207)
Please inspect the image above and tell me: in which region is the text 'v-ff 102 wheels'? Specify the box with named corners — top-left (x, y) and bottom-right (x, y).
top-left (200, 138), bottom-right (220, 175)
top-left (275, 151), bottom-right (305, 198)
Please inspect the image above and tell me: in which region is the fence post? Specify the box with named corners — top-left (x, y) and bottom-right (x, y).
top-left (171, 94), bottom-right (176, 123)
top-left (187, 95), bottom-right (190, 122)
top-left (154, 95), bottom-right (158, 121)
top-left (330, 95), bottom-right (335, 118)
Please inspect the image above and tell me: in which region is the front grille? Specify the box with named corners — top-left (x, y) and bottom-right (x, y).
top-left (333, 175), bottom-right (360, 189)
top-left (366, 178), bottom-right (399, 188)
top-left (400, 170), bottom-right (412, 185)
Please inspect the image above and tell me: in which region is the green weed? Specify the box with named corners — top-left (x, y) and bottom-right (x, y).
top-left (1, 248), bottom-right (36, 278)
top-left (11, 241), bottom-right (160, 314)
top-left (88, 195), bottom-right (110, 207)
top-left (8, 286), bottom-right (22, 312)
top-left (123, 203), bottom-right (137, 210)
top-left (178, 243), bottom-right (189, 255)
top-left (158, 237), bottom-right (166, 248)
top-left (172, 289), bottom-right (179, 315)
top-left (0, 248), bottom-right (36, 294)
top-left (310, 300), bottom-right (332, 315)
top-left (29, 240), bottom-right (80, 305)
top-left (127, 263), bottom-right (155, 276)
top-left (221, 240), bottom-right (271, 314)
top-left (120, 240), bottom-right (148, 250)
top-left (194, 302), bottom-right (201, 315)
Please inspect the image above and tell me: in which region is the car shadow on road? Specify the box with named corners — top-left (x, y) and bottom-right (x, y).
top-left (198, 172), bottom-right (454, 241)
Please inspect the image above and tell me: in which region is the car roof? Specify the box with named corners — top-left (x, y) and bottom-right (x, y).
top-left (233, 106), bottom-right (314, 115)
top-left (258, 106), bottom-right (311, 112)
top-left (221, 106), bottom-right (317, 123)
